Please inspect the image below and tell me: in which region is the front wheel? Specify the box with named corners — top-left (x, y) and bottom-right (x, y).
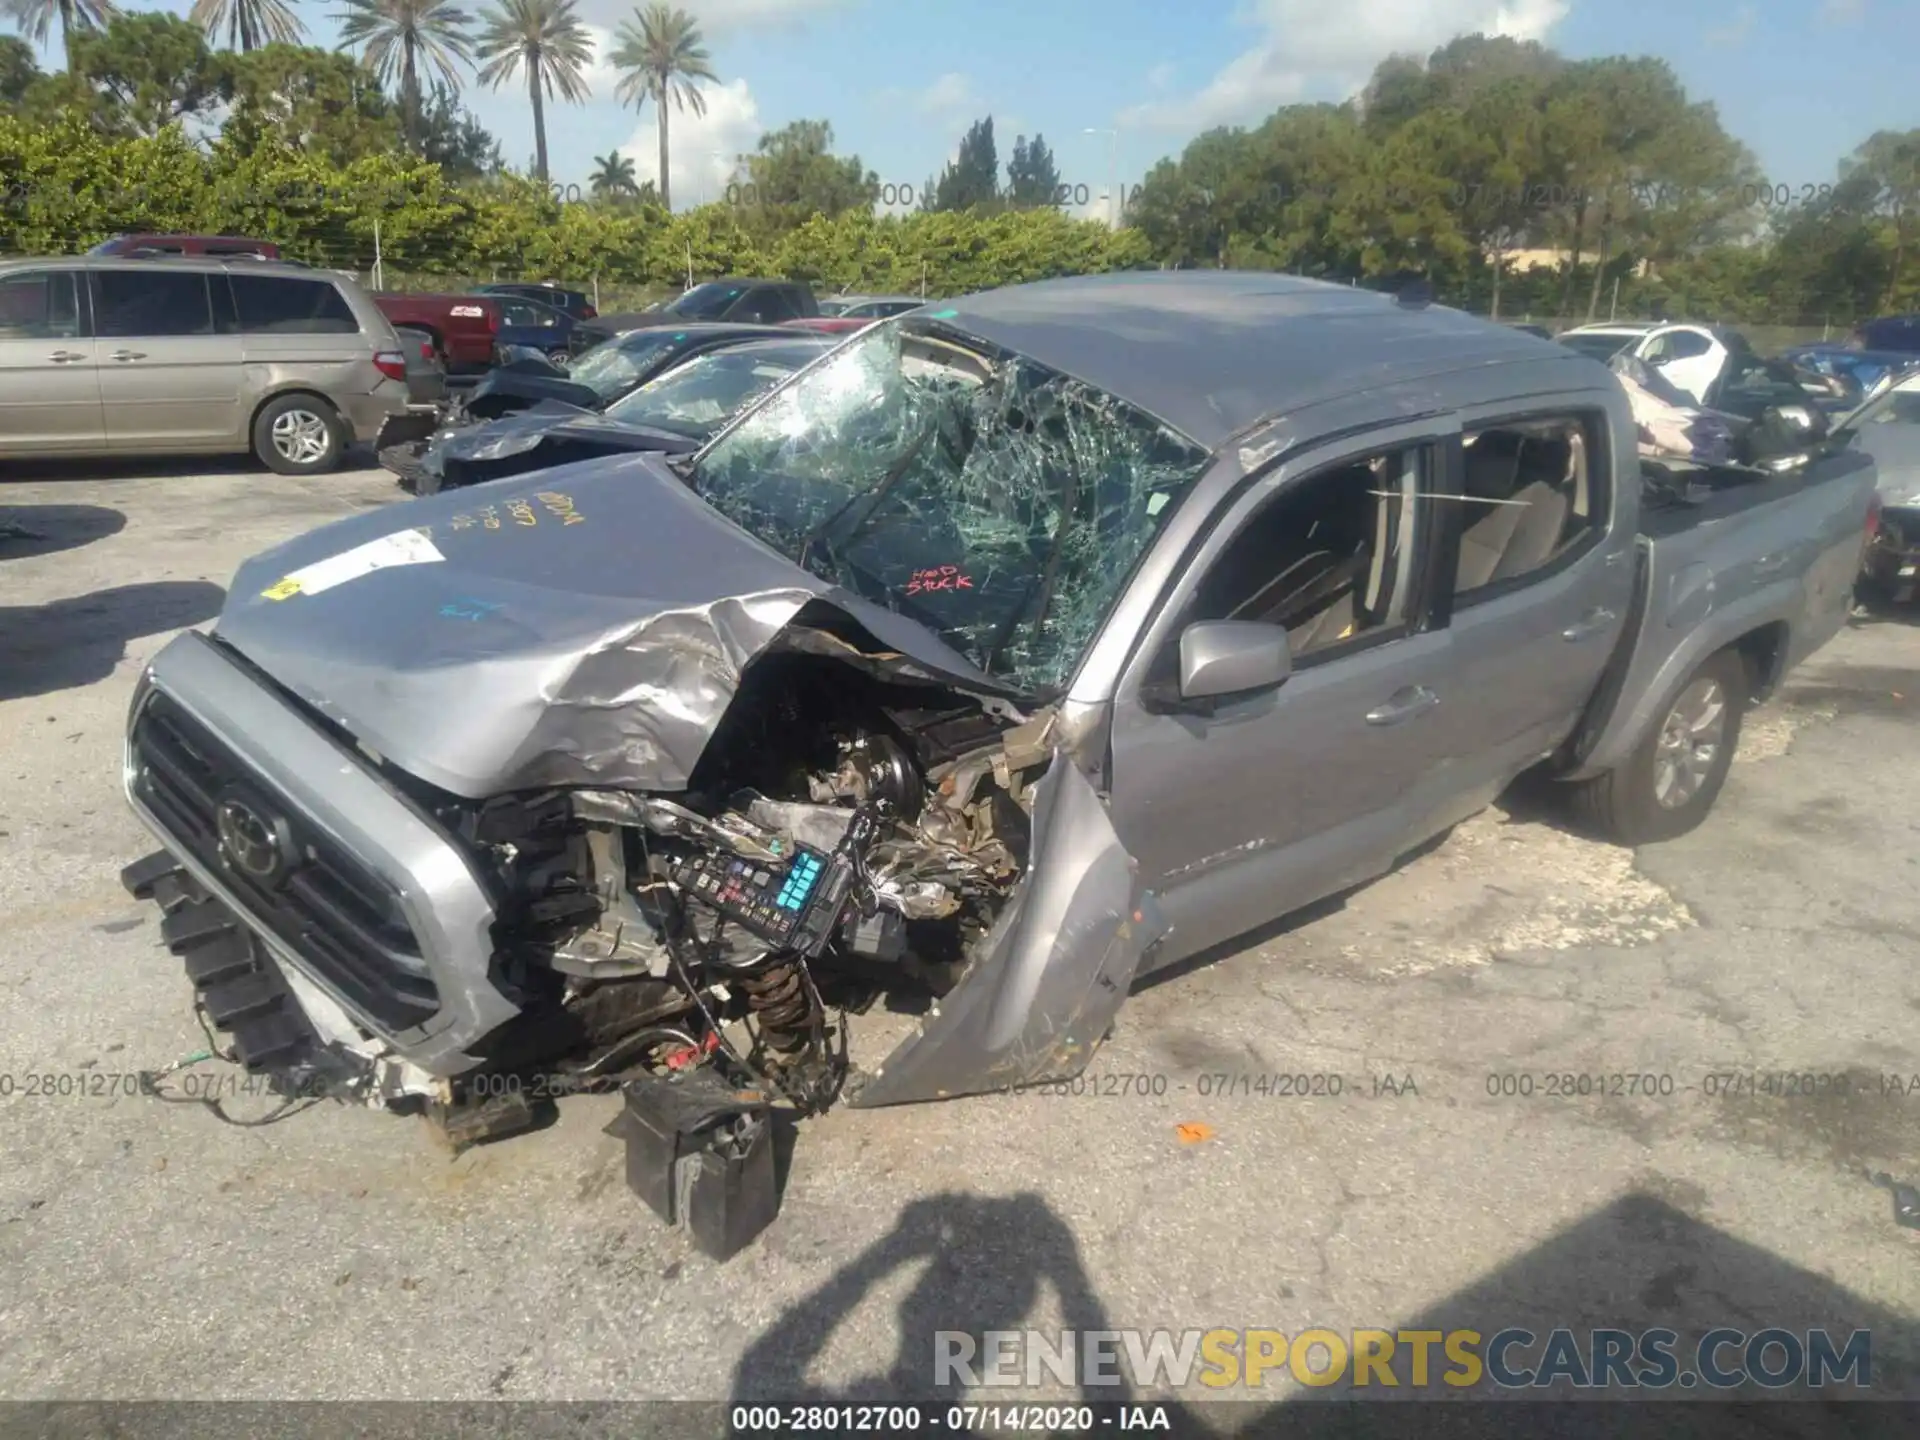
top-left (253, 394), bottom-right (345, 476)
top-left (1565, 648), bottom-right (1747, 845)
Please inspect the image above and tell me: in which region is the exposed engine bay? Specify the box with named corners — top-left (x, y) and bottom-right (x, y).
top-left (416, 653), bottom-right (1049, 1119)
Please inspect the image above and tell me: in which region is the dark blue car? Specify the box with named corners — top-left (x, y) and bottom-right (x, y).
top-left (491, 294), bottom-right (612, 367)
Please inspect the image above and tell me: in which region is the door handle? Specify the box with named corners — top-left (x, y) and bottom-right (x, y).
top-left (1561, 607), bottom-right (1617, 642)
top-left (110, 349), bottom-right (146, 361)
top-left (47, 350), bottom-right (86, 363)
top-left (1365, 685), bottom-right (1440, 726)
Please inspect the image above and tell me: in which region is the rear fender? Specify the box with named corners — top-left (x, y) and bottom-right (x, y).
top-left (846, 758), bottom-right (1164, 1108)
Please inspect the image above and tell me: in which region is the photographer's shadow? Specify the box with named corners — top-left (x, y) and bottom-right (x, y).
top-left (727, 1191), bottom-right (1203, 1425)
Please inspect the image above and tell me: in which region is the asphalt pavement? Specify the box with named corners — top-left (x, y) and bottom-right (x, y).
top-left (2, 460), bottom-right (1918, 1424)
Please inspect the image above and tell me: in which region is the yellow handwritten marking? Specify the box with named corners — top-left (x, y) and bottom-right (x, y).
top-left (478, 504), bottom-right (501, 530)
top-left (508, 499), bottom-right (538, 527)
top-left (261, 578), bottom-right (303, 600)
top-left (536, 491), bottom-right (585, 525)
top-left (449, 513), bottom-right (477, 531)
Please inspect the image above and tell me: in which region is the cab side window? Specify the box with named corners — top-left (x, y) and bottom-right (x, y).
top-left (1451, 415), bottom-right (1607, 603)
top-left (1180, 444), bottom-right (1428, 666)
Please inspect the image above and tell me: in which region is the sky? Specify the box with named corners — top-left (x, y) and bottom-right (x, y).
top-left (7, 0), bottom-right (1913, 218)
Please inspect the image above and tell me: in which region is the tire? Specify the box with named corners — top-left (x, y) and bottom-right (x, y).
top-left (1566, 648), bottom-right (1747, 845)
top-left (253, 394), bottom-right (346, 476)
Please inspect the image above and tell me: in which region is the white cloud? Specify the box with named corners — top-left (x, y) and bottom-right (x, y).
top-left (1117, 0), bottom-right (1571, 132)
top-left (579, 23), bottom-right (622, 95)
top-left (616, 78), bottom-right (763, 208)
top-left (1705, 5), bottom-right (1757, 45)
top-left (1146, 63), bottom-right (1177, 92)
top-left (916, 72), bottom-right (982, 116)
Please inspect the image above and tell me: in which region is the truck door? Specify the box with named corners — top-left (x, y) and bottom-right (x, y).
top-left (1106, 419), bottom-right (1461, 968)
top-left (1421, 406), bottom-right (1635, 820)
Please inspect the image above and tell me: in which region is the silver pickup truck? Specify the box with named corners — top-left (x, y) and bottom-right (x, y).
top-left (119, 274), bottom-right (1876, 1158)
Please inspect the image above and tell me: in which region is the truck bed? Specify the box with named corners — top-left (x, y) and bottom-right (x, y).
top-left (1562, 444), bottom-right (1878, 782)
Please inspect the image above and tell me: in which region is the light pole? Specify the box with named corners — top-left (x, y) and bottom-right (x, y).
top-left (1084, 127), bottom-right (1118, 227)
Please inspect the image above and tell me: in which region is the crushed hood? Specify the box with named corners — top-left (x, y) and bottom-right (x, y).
top-left (216, 453), bottom-right (1006, 798)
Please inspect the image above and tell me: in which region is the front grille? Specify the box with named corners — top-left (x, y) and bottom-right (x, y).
top-left (129, 691), bottom-right (441, 1031)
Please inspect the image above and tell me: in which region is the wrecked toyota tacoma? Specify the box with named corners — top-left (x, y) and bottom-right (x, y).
top-left (120, 274), bottom-right (1877, 1244)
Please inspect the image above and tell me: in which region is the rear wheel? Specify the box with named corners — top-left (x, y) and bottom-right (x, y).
top-left (1566, 648), bottom-right (1747, 845)
top-left (252, 394), bottom-right (345, 476)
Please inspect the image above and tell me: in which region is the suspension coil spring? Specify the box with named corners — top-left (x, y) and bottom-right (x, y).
top-left (742, 959), bottom-right (814, 1053)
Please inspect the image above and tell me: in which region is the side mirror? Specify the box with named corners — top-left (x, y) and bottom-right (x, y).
top-left (1178, 620), bottom-right (1292, 701)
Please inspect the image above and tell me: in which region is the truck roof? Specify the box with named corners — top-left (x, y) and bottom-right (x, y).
top-left (937, 271), bottom-right (1572, 449)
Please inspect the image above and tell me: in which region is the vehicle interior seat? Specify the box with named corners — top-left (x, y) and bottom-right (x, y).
top-left (1223, 461), bottom-right (1374, 647)
top-left (1456, 429), bottom-right (1579, 589)
top-left (1490, 434), bottom-right (1575, 582)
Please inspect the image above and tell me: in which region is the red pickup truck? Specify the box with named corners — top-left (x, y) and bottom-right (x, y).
top-left (372, 293), bottom-right (500, 373)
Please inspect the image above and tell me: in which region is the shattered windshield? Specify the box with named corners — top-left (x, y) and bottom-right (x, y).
top-left (665, 283), bottom-right (743, 320)
top-left (569, 329), bottom-right (687, 400)
top-left (689, 318), bottom-right (1212, 694)
top-left (607, 342), bottom-right (826, 441)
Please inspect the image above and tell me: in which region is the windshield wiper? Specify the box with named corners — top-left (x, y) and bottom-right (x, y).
top-left (796, 425), bottom-right (934, 572)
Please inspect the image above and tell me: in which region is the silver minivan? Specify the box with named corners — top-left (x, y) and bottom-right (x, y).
top-left (0, 256), bottom-right (412, 475)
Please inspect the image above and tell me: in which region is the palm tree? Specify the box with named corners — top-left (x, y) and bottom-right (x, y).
top-left (3, 0), bottom-right (120, 72)
top-left (334, 0), bottom-right (474, 151)
top-left (473, 0), bottom-right (591, 183)
top-left (609, 3), bottom-right (716, 212)
top-left (589, 149), bottom-right (637, 198)
top-left (188, 0), bottom-right (304, 50)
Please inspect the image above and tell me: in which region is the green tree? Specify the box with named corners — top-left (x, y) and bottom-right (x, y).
top-left (589, 148), bottom-right (637, 197)
top-left (2, 0), bottom-right (119, 73)
top-left (474, 0), bottom-right (591, 183)
top-left (63, 12), bottom-right (228, 137)
top-left (0, 34), bottom-right (37, 107)
top-left (224, 44), bottom-right (402, 166)
top-left (334, 0), bottom-right (474, 152)
top-left (737, 118), bottom-right (878, 222)
top-left (1005, 132), bottom-right (1059, 208)
top-left (417, 79), bottom-right (501, 177)
top-left (1846, 129), bottom-right (1920, 310)
top-left (188, 0), bottom-right (303, 52)
top-left (932, 115), bottom-right (998, 211)
top-left (610, 2), bottom-right (717, 213)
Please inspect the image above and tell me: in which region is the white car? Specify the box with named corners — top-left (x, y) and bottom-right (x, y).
top-left (1558, 322), bottom-right (1736, 404)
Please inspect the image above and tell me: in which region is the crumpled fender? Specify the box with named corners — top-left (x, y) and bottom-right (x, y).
top-left (848, 758), bottom-right (1165, 1107)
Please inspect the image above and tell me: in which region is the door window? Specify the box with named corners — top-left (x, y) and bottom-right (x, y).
top-left (91, 269), bottom-right (213, 337)
top-left (0, 271), bottom-right (82, 340)
top-left (1450, 415), bottom-right (1607, 604)
top-left (228, 274), bottom-right (359, 334)
top-left (1176, 443), bottom-right (1429, 668)
top-left (1661, 330), bottom-right (1712, 360)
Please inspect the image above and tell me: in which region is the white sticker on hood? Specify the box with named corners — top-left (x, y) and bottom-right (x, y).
top-left (261, 528), bottom-right (444, 600)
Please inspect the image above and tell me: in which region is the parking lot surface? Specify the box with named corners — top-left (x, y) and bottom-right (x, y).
top-left (3, 463), bottom-right (1919, 1418)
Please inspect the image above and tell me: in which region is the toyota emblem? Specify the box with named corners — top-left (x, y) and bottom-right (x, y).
top-left (216, 795), bottom-right (287, 882)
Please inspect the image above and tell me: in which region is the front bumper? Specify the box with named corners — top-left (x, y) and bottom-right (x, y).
top-left (121, 630), bottom-right (522, 1077)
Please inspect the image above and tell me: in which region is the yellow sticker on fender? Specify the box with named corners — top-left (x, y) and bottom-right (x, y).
top-left (261, 579), bottom-right (303, 600)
